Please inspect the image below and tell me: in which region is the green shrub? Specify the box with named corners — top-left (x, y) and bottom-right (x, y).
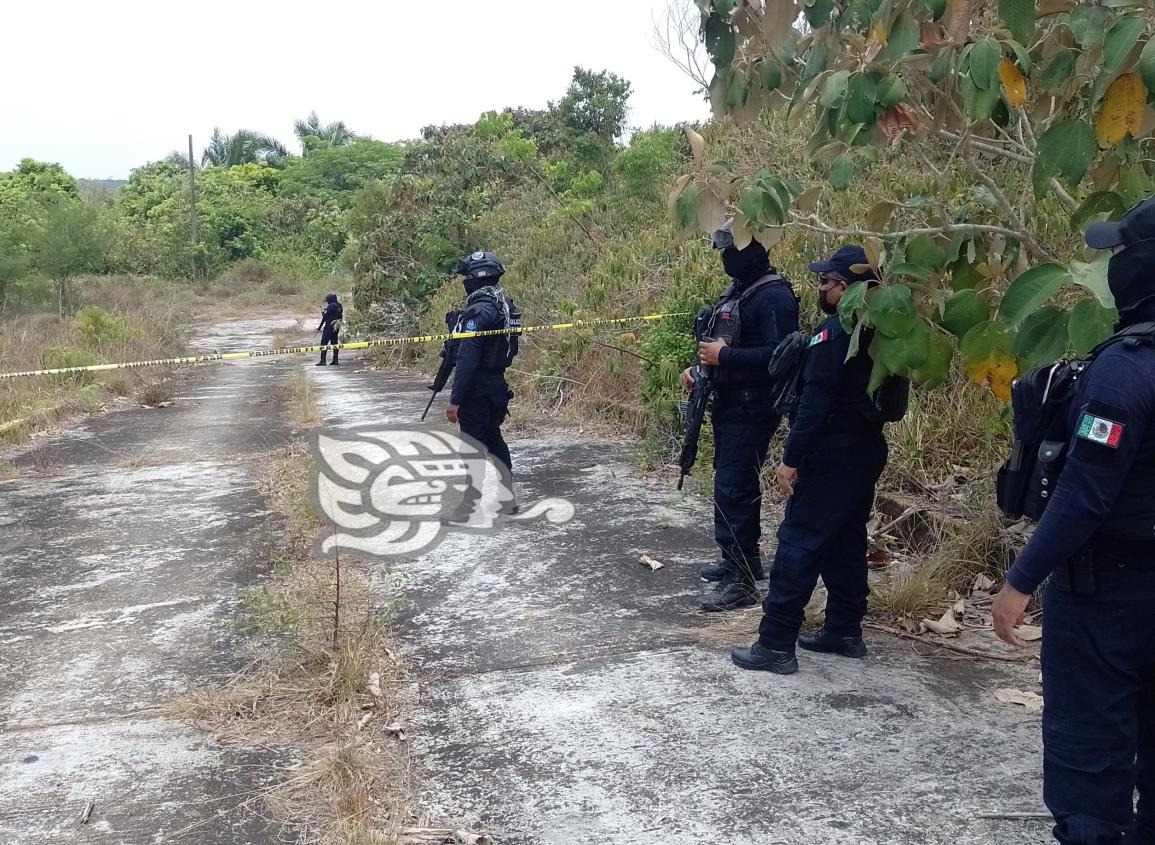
top-left (74, 305), bottom-right (133, 347)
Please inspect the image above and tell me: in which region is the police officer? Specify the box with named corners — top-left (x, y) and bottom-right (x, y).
top-left (316, 293), bottom-right (343, 366)
top-left (731, 245), bottom-right (889, 673)
top-left (683, 223), bottom-right (799, 612)
top-left (447, 252), bottom-right (520, 483)
top-left (993, 196), bottom-right (1155, 845)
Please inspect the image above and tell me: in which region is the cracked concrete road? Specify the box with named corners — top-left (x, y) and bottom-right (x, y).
top-left (0, 317), bottom-right (303, 844)
top-left (307, 360), bottom-right (1051, 845)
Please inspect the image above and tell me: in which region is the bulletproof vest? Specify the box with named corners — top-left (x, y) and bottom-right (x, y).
top-left (707, 272), bottom-right (786, 385)
top-left (463, 286), bottom-right (520, 371)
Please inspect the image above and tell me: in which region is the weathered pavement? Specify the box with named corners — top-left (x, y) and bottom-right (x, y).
top-left (308, 358), bottom-right (1050, 844)
top-left (0, 317), bottom-right (302, 843)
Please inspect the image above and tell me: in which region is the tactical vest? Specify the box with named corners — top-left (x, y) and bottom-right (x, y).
top-left (702, 272), bottom-right (787, 385)
top-left (460, 286), bottom-right (521, 372)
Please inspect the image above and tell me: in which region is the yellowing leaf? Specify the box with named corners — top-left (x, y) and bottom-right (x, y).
top-left (685, 126), bottom-right (706, 161)
top-left (966, 355), bottom-right (1017, 400)
top-left (870, 23), bottom-right (888, 45)
top-left (1097, 73), bottom-right (1147, 148)
top-left (999, 59), bottom-right (1027, 108)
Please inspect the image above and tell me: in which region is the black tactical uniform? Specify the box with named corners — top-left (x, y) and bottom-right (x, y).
top-left (696, 223), bottom-right (799, 612)
top-left (317, 294), bottom-right (343, 366)
top-left (449, 252), bottom-right (520, 476)
top-left (732, 245), bottom-right (893, 674)
top-left (1001, 197), bottom-right (1155, 845)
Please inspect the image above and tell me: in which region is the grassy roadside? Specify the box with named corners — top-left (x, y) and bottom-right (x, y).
top-left (165, 366), bottom-right (439, 843)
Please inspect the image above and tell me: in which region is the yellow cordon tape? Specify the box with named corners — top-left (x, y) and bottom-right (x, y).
top-left (0, 313), bottom-right (690, 380)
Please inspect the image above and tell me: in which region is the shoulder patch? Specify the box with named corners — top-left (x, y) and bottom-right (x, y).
top-left (809, 329), bottom-right (830, 347)
top-left (464, 320), bottom-right (478, 332)
top-left (1077, 412), bottom-right (1124, 448)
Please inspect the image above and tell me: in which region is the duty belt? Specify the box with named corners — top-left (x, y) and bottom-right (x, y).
top-left (714, 384), bottom-right (775, 404)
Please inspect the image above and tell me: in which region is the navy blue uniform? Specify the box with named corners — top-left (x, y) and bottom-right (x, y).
top-left (451, 291), bottom-right (513, 473)
top-left (711, 275), bottom-right (799, 575)
top-left (757, 315), bottom-right (888, 650)
top-left (317, 298), bottom-right (343, 365)
top-left (1006, 331), bottom-right (1155, 845)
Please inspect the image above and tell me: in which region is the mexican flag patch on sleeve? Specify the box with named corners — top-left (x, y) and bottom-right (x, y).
top-left (1077, 413), bottom-right (1125, 448)
top-left (809, 329), bottom-right (830, 347)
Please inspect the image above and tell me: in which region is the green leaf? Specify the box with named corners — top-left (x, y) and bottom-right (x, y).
top-left (803, 41), bottom-right (829, 80)
top-left (1014, 305), bottom-right (1071, 367)
top-left (1069, 299), bottom-right (1119, 355)
top-left (868, 356), bottom-right (893, 394)
top-left (962, 74), bottom-right (1002, 120)
top-left (1031, 119), bottom-right (1097, 199)
top-left (821, 70), bottom-right (851, 107)
top-left (912, 331), bottom-right (953, 389)
top-left (838, 280), bottom-right (869, 333)
top-left (876, 75), bottom-right (908, 108)
top-left (726, 73), bottom-right (750, 108)
top-left (882, 12), bottom-right (921, 63)
top-left (1068, 5), bottom-right (1111, 51)
top-left (969, 38), bottom-right (1004, 91)
top-left (830, 153), bottom-right (856, 191)
top-left (676, 184), bottom-right (700, 229)
top-left (804, 0), bottom-right (837, 28)
top-left (869, 284), bottom-right (919, 338)
top-left (847, 322), bottom-right (864, 360)
top-left (940, 289), bottom-right (990, 338)
top-left (1071, 191), bottom-right (1128, 233)
top-left (760, 59), bottom-right (783, 92)
top-left (738, 186), bottom-right (764, 226)
top-left (761, 188), bottom-right (786, 224)
top-left (998, 263), bottom-right (1069, 326)
top-left (950, 255), bottom-right (986, 291)
top-left (845, 73), bottom-right (879, 125)
top-left (704, 14), bottom-right (737, 69)
top-left (1103, 14), bottom-right (1148, 75)
top-left (887, 262), bottom-right (934, 280)
top-left (998, 0), bottom-right (1035, 48)
top-left (1040, 50), bottom-right (1077, 91)
top-left (906, 234), bottom-right (948, 270)
top-left (1068, 253), bottom-right (1116, 309)
top-left (1141, 36), bottom-right (1155, 96)
top-left (929, 45), bottom-right (955, 83)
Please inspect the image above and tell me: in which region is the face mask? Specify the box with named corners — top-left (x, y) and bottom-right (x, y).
top-left (1108, 239), bottom-right (1155, 320)
top-left (722, 243), bottom-right (770, 281)
top-left (819, 288), bottom-right (838, 315)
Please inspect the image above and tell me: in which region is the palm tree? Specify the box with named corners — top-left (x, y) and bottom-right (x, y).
top-left (201, 128), bottom-right (290, 168)
top-left (294, 111), bottom-right (356, 154)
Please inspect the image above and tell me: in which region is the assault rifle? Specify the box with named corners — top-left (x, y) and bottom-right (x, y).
top-left (677, 351), bottom-right (714, 491)
top-left (421, 309), bottom-right (463, 422)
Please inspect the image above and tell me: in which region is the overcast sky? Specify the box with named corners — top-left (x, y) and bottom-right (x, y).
top-left (2, 0), bottom-right (710, 179)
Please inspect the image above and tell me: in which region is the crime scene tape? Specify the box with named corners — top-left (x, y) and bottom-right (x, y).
top-left (0, 312), bottom-right (691, 380)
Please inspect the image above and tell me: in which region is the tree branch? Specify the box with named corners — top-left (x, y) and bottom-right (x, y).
top-left (962, 137), bottom-right (1056, 261)
top-left (789, 212), bottom-right (1037, 243)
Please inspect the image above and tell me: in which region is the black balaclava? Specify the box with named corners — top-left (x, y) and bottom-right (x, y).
top-left (722, 240), bottom-right (772, 284)
top-left (1108, 239), bottom-right (1155, 326)
top-left (324, 293), bottom-right (338, 304)
top-left (464, 275), bottom-right (498, 296)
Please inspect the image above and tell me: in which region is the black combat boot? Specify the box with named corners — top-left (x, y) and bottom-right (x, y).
top-left (317, 350), bottom-right (328, 366)
top-left (700, 556), bottom-right (766, 582)
top-left (731, 642), bottom-right (798, 674)
top-left (798, 629), bottom-right (868, 659)
top-left (698, 576), bottom-right (759, 612)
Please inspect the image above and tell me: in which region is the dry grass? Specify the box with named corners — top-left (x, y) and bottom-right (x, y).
top-left (167, 431), bottom-right (422, 842)
top-left (137, 380), bottom-right (176, 408)
top-left (272, 368), bottom-right (325, 429)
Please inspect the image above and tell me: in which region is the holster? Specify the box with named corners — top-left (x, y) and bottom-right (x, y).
top-left (1055, 547), bottom-right (1097, 595)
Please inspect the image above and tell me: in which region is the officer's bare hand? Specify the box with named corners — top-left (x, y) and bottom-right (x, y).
top-left (446, 404), bottom-right (460, 424)
top-left (698, 338), bottom-right (728, 367)
top-left (681, 367), bottom-right (695, 392)
top-left (776, 463), bottom-right (798, 497)
top-left (992, 584), bottom-right (1031, 648)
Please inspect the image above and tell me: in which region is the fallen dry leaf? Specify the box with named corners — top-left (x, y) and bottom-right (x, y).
top-left (995, 688), bottom-right (1044, 713)
top-left (1017, 625), bottom-right (1043, 642)
top-left (367, 672), bottom-right (383, 700)
top-left (639, 554), bottom-right (664, 571)
top-left (921, 607), bottom-right (963, 637)
top-left (357, 712), bottom-right (374, 730)
top-left (385, 722), bottom-right (408, 741)
top-left (972, 574), bottom-right (996, 594)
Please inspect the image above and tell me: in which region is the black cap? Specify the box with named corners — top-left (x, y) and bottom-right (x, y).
top-left (808, 245), bottom-right (878, 283)
top-left (1085, 195), bottom-right (1155, 249)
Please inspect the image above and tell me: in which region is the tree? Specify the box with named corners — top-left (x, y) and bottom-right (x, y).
top-left (27, 200), bottom-right (113, 315)
top-left (556, 67), bottom-right (634, 143)
top-left (294, 111), bottom-right (356, 155)
top-left (201, 128), bottom-right (290, 168)
top-left (670, 0), bottom-right (1155, 398)
top-left (278, 139), bottom-right (405, 206)
top-left (652, 0), bottom-right (714, 94)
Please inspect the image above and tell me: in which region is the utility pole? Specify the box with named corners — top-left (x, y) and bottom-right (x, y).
top-left (188, 134), bottom-right (199, 280)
